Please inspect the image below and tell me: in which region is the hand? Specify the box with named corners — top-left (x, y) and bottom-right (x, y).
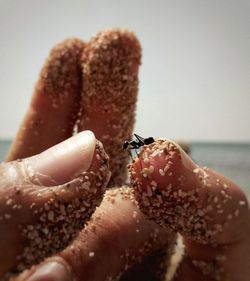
top-left (130, 139), bottom-right (250, 281)
top-left (1, 29), bottom-right (174, 281)
top-left (0, 131), bottom-right (110, 276)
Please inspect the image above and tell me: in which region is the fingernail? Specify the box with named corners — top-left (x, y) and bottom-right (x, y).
top-left (174, 141), bottom-right (197, 172)
top-left (25, 130), bottom-right (96, 186)
top-left (26, 261), bottom-right (71, 281)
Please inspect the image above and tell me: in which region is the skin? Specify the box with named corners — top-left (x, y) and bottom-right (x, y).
top-left (1, 30), bottom-right (174, 281)
top-left (131, 140), bottom-right (250, 281)
top-left (0, 30), bottom-right (249, 280)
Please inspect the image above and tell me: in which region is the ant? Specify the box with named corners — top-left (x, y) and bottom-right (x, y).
top-left (123, 133), bottom-right (155, 161)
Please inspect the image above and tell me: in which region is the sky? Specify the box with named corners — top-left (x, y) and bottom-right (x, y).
top-left (0, 0), bottom-right (249, 141)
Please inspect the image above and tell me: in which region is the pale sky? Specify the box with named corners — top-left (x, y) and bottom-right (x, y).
top-left (0, 0), bottom-right (249, 141)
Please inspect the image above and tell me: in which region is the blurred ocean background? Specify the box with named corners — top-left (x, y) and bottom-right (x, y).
top-left (191, 142), bottom-right (250, 199)
top-left (1, 140), bottom-right (249, 200)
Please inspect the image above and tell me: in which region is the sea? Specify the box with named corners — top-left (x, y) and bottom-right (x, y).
top-left (0, 140), bottom-right (249, 199)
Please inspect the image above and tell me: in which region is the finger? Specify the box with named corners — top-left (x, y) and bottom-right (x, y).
top-left (15, 187), bottom-right (176, 281)
top-left (0, 131), bottom-right (110, 278)
top-left (130, 139), bottom-right (250, 281)
top-left (79, 29), bottom-right (141, 186)
top-left (6, 39), bottom-right (85, 162)
top-left (78, 30), bottom-right (171, 281)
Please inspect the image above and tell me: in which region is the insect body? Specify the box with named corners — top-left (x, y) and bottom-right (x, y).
top-left (123, 134), bottom-right (155, 160)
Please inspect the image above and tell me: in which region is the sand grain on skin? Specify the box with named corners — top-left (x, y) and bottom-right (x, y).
top-left (129, 139), bottom-right (250, 280)
top-left (1, 141), bottom-right (110, 280)
top-left (79, 29), bottom-right (141, 186)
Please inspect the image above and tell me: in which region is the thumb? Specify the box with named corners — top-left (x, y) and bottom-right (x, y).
top-left (0, 131), bottom-right (110, 279)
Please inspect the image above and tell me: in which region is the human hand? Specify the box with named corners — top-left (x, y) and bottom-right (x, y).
top-left (0, 131), bottom-right (110, 277)
top-left (130, 139), bottom-right (250, 281)
top-left (1, 29), bottom-right (174, 280)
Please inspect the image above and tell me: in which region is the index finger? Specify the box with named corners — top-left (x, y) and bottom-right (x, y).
top-left (130, 139), bottom-right (250, 280)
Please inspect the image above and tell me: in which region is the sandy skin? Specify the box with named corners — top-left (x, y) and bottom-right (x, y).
top-left (1, 29), bottom-right (174, 281)
top-left (0, 28), bottom-right (249, 281)
top-left (130, 139), bottom-right (250, 281)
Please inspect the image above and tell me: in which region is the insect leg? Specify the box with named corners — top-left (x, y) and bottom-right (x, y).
top-left (129, 150), bottom-right (134, 162)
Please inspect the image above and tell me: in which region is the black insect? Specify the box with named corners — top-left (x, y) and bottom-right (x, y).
top-left (123, 134), bottom-right (155, 160)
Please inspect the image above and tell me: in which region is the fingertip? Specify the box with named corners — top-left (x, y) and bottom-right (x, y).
top-left (130, 139), bottom-right (198, 194)
top-left (23, 130), bottom-right (97, 186)
top-left (34, 38), bottom-right (84, 102)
